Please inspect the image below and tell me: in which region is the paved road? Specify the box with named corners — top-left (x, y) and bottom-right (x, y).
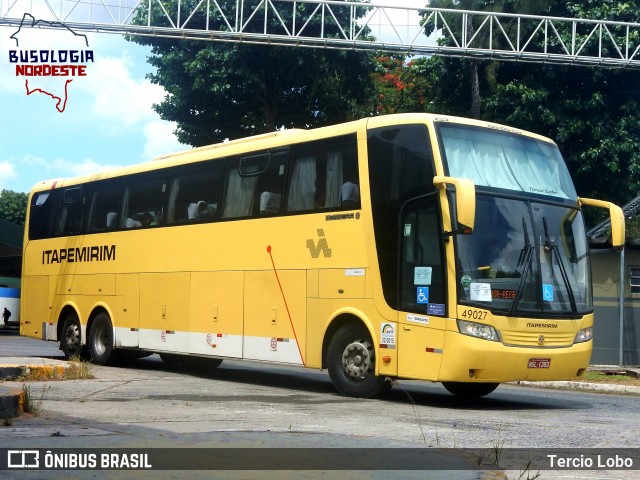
top-left (1, 330), bottom-right (639, 480)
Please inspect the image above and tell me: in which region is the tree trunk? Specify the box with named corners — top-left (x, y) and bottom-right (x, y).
top-left (470, 60), bottom-right (481, 119)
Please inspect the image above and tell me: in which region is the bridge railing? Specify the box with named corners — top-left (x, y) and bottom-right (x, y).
top-left (1, 0), bottom-right (639, 68)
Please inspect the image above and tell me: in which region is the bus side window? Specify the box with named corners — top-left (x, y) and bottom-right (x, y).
top-left (286, 134), bottom-right (358, 214)
top-left (55, 187), bottom-right (85, 236)
top-left (29, 191), bottom-right (56, 240)
top-left (123, 175), bottom-right (167, 228)
top-left (254, 150), bottom-right (287, 217)
top-left (288, 156), bottom-right (317, 212)
top-left (167, 161), bottom-right (222, 225)
top-left (88, 181), bottom-right (121, 232)
top-left (221, 160), bottom-right (258, 219)
top-left (221, 150), bottom-right (287, 219)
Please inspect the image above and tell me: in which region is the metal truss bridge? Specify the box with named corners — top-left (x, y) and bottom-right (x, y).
top-left (1, 0), bottom-right (640, 69)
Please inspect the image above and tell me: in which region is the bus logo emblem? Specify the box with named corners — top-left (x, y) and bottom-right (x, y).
top-left (538, 335), bottom-right (545, 345)
top-left (306, 229), bottom-right (332, 258)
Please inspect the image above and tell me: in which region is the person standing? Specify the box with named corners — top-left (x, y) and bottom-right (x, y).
top-left (2, 307), bottom-right (11, 328)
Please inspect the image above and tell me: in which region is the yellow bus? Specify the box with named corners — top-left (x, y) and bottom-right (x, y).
top-left (21, 113), bottom-right (624, 398)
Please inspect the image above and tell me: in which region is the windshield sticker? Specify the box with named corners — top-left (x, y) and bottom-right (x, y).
top-left (461, 275), bottom-right (472, 288)
top-left (470, 283), bottom-right (492, 302)
top-left (407, 314), bottom-right (429, 325)
top-left (414, 266), bottom-right (432, 285)
top-left (542, 284), bottom-right (554, 302)
top-left (427, 304), bottom-right (445, 316)
top-left (416, 287), bottom-right (430, 304)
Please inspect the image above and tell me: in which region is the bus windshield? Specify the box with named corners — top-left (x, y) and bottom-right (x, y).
top-left (455, 194), bottom-right (592, 317)
top-left (439, 124), bottom-right (577, 200)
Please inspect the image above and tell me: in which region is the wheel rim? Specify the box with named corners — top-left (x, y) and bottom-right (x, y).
top-left (91, 321), bottom-right (108, 357)
top-left (341, 338), bottom-right (374, 380)
top-left (64, 322), bottom-right (81, 355)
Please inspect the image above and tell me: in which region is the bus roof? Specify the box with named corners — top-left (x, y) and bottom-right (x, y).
top-left (27, 113), bottom-right (555, 193)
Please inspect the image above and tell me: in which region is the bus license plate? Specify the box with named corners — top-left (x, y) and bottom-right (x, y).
top-left (528, 358), bottom-right (551, 368)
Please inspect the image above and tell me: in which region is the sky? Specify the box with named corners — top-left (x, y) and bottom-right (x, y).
top-left (0, 0), bottom-right (428, 194)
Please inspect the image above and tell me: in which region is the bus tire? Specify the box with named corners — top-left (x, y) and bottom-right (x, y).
top-left (88, 313), bottom-right (120, 365)
top-left (60, 312), bottom-right (84, 359)
top-left (442, 382), bottom-right (499, 398)
top-left (327, 322), bottom-right (390, 398)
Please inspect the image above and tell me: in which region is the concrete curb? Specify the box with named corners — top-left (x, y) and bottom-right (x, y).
top-left (515, 380), bottom-right (640, 395)
top-left (0, 385), bottom-right (24, 419)
top-left (0, 358), bottom-right (71, 419)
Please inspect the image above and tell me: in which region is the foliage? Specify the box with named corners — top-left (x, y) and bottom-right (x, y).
top-left (421, 0), bottom-right (640, 205)
top-left (128, 0), bottom-right (375, 146)
top-left (0, 189), bottom-right (28, 226)
top-left (368, 56), bottom-right (435, 115)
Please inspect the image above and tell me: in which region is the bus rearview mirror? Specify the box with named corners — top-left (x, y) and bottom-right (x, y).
top-left (433, 175), bottom-right (476, 235)
top-left (579, 197), bottom-right (625, 248)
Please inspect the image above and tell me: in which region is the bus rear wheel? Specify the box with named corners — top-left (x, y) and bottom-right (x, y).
top-left (60, 312), bottom-right (83, 359)
top-left (442, 382), bottom-right (499, 398)
top-left (327, 322), bottom-right (390, 398)
top-left (88, 313), bottom-right (120, 365)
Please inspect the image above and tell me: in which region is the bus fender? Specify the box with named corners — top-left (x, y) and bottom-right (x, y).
top-left (87, 302), bottom-right (117, 348)
top-left (321, 307), bottom-right (378, 370)
top-left (56, 302), bottom-right (84, 344)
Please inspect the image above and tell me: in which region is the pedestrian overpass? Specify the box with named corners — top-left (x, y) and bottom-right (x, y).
top-left (1, 0), bottom-right (640, 69)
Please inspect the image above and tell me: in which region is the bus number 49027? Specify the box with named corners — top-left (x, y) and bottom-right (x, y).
top-left (460, 309), bottom-right (487, 321)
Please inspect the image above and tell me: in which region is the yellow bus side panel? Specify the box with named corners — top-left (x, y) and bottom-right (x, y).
top-left (243, 270), bottom-right (306, 364)
top-left (82, 274), bottom-right (116, 296)
top-left (114, 273), bottom-right (140, 348)
top-left (139, 272), bottom-right (190, 352)
top-left (190, 271), bottom-right (244, 358)
top-left (21, 275), bottom-right (50, 339)
top-left (397, 319), bottom-right (446, 381)
top-left (55, 274), bottom-right (83, 295)
top-left (318, 269), bottom-right (366, 299)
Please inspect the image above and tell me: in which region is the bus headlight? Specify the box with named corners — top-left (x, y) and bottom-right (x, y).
top-left (574, 327), bottom-right (593, 344)
top-left (458, 320), bottom-right (500, 342)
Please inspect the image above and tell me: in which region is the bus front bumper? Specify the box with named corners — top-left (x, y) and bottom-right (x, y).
top-left (437, 330), bottom-right (592, 383)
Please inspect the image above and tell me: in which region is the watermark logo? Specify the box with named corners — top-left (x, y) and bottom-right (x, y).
top-left (7, 13), bottom-right (94, 113)
top-left (7, 450), bottom-right (39, 468)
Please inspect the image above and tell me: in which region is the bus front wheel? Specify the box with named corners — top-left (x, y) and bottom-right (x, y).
top-left (88, 313), bottom-right (120, 365)
top-left (327, 322), bottom-right (390, 398)
top-left (60, 313), bottom-right (83, 359)
top-left (442, 382), bottom-right (499, 398)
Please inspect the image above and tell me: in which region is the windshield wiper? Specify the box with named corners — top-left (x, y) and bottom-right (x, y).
top-left (509, 218), bottom-right (535, 315)
top-left (542, 217), bottom-right (577, 314)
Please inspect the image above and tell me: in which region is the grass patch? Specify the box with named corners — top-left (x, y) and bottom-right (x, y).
top-left (17, 356), bottom-right (94, 382)
top-left (65, 354), bottom-right (94, 380)
top-left (22, 383), bottom-right (48, 416)
top-left (580, 371), bottom-right (640, 386)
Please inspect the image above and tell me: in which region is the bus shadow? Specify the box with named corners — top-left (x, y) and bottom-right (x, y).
top-left (383, 384), bottom-right (589, 411)
top-left (125, 356), bottom-right (588, 411)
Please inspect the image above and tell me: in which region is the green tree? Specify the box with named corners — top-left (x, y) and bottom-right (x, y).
top-left (0, 189), bottom-right (28, 226)
top-left (368, 55), bottom-right (434, 115)
top-left (423, 0), bottom-right (552, 118)
top-left (481, 0), bottom-right (640, 204)
top-left (129, 0), bottom-right (375, 146)
top-left (423, 0), bottom-right (640, 204)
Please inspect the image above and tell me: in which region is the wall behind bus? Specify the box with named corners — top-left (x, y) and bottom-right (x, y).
top-left (591, 248), bottom-right (640, 366)
top-left (0, 287), bottom-right (20, 326)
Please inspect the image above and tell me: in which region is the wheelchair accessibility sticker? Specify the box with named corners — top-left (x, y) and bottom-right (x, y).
top-left (416, 287), bottom-right (429, 304)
